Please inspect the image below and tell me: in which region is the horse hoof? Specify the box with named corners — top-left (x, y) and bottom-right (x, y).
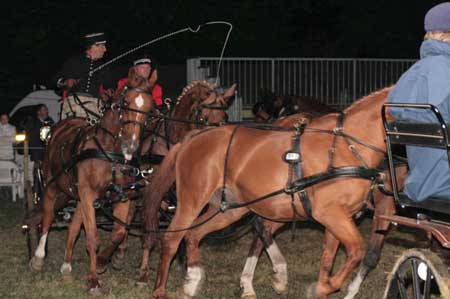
top-left (137, 269), bottom-right (149, 286)
top-left (96, 264), bottom-right (108, 275)
top-left (88, 286), bottom-right (103, 298)
top-left (272, 280), bottom-right (288, 296)
top-left (136, 281), bottom-right (148, 288)
top-left (111, 254), bottom-right (124, 271)
top-left (29, 256), bottom-right (44, 272)
top-left (306, 283), bottom-right (317, 299)
top-left (62, 273), bottom-right (74, 283)
top-left (176, 288), bottom-right (193, 299)
top-left (241, 293), bottom-right (257, 299)
top-left (153, 289), bottom-right (168, 299)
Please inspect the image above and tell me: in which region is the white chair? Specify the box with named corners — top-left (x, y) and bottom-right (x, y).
top-left (0, 160), bottom-right (24, 202)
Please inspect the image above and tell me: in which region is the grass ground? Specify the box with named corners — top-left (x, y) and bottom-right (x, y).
top-left (0, 188), bottom-right (428, 299)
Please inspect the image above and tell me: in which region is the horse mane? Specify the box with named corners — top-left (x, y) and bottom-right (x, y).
top-left (167, 80), bottom-right (216, 142)
top-left (173, 80), bottom-right (216, 116)
top-left (344, 86), bottom-right (393, 114)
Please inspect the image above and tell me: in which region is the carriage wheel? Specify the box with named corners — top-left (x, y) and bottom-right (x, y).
top-left (383, 249), bottom-right (450, 299)
top-left (24, 180), bottom-right (40, 260)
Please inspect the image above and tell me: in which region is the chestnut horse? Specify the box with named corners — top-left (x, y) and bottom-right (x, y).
top-left (151, 87), bottom-right (394, 299)
top-left (240, 93), bottom-right (408, 299)
top-left (28, 68), bottom-right (156, 292)
top-left (42, 80), bottom-right (236, 284)
top-left (110, 81), bottom-right (237, 283)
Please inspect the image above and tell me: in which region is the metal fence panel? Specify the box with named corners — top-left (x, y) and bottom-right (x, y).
top-left (187, 57), bottom-right (416, 110)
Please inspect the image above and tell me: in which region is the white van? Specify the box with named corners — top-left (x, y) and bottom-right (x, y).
top-left (9, 90), bottom-right (61, 125)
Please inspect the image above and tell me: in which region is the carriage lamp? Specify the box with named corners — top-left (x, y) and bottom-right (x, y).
top-left (39, 126), bottom-right (51, 142)
top-left (15, 133), bottom-right (26, 142)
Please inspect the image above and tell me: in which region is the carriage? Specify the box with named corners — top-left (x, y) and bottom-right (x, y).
top-left (381, 103), bottom-right (450, 298)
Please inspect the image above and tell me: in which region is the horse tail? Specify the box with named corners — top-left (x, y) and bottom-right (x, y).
top-left (142, 142), bottom-right (182, 249)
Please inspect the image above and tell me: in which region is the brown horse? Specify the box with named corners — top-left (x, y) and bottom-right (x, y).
top-left (252, 91), bottom-right (336, 122)
top-left (28, 68), bottom-right (156, 292)
top-left (92, 81), bottom-right (237, 282)
top-left (240, 102), bottom-right (408, 299)
top-left (151, 87), bottom-right (394, 299)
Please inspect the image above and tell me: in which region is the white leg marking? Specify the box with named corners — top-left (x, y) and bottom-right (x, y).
top-left (60, 262), bottom-right (72, 274)
top-left (183, 266), bottom-right (204, 297)
top-left (266, 243), bottom-right (288, 293)
top-left (35, 233), bottom-right (48, 258)
top-left (343, 269), bottom-right (364, 299)
top-left (240, 256), bottom-right (258, 297)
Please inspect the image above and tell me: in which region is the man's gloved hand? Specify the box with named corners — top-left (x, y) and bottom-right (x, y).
top-left (63, 79), bottom-right (78, 89)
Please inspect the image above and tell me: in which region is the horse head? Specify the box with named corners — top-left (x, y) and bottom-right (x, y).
top-left (118, 67), bottom-right (156, 160)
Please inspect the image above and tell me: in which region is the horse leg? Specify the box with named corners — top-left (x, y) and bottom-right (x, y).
top-left (344, 195), bottom-right (395, 299)
top-left (96, 200), bottom-right (131, 274)
top-left (153, 205), bottom-right (208, 299)
top-left (306, 230), bottom-right (340, 299)
top-left (60, 204), bottom-right (83, 282)
top-left (309, 210), bottom-right (365, 299)
top-left (112, 201), bottom-right (136, 271)
top-left (77, 187), bottom-right (102, 292)
top-left (180, 206), bottom-right (249, 299)
top-left (29, 184), bottom-right (58, 272)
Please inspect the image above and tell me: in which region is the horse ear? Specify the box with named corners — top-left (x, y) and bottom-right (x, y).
top-left (128, 66), bottom-right (138, 81)
top-left (223, 83), bottom-right (237, 100)
top-left (148, 69), bottom-right (158, 88)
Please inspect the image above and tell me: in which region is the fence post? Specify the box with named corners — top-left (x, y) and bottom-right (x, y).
top-left (352, 59), bottom-right (357, 102)
top-left (271, 59), bottom-right (275, 93)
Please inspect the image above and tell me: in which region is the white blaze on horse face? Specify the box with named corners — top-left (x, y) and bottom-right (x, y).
top-left (240, 256), bottom-right (258, 297)
top-left (35, 232), bottom-right (48, 258)
top-left (183, 266), bottom-right (204, 297)
top-left (135, 94), bottom-right (144, 108)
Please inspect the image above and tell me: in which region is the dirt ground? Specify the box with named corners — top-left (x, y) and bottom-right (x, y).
top-left (0, 191), bottom-right (429, 299)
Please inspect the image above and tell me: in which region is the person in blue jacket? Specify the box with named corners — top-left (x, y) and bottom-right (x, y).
top-left (388, 2), bottom-right (450, 201)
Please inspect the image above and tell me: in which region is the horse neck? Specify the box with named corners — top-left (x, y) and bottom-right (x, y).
top-left (97, 108), bottom-right (120, 148)
top-left (341, 88), bottom-right (390, 167)
top-left (167, 91), bottom-right (200, 143)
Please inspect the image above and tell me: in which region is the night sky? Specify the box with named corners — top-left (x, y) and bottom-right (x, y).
top-left (1, 0), bottom-right (443, 111)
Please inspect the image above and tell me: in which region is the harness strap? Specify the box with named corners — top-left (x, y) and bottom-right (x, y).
top-left (328, 111), bottom-right (345, 170)
top-left (220, 124), bottom-right (241, 211)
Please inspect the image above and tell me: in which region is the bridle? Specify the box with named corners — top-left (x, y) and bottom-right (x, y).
top-left (192, 94), bottom-right (230, 125)
top-left (100, 86), bottom-right (154, 140)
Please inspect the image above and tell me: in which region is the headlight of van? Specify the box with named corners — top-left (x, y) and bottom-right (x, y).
top-left (40, 126), bottom-right (51, 142)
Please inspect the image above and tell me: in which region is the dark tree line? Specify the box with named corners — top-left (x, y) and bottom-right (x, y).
top-left (0, 0), bottom-right (443, 110)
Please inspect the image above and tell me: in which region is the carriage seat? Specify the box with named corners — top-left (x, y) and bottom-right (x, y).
top-left (384, 103), bottom-right (450, 209)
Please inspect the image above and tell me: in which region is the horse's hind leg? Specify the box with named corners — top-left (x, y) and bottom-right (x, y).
top-left (96, 200), bottom-right (131, 273)
top-left (180, 206), bottom-right (249, 299)
top-left (344, 193), bottom-right (396, 299)
top-left (29, 184), bottom-right (58, 272)
top-left (240, 218), bottom-right (287, 299)
top-left (309, 210), bottom-right (365, 299)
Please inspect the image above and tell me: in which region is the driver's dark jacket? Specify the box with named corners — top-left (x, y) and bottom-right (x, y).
top-left (55, 55), bottom-right (114, 98)
top-left (26, 116), bottom-right (54, 162)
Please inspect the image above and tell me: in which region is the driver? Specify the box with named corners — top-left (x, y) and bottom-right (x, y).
top-left (388, 2), bottom-right (450, 201)
top-left (55, 32), bottom-right (114, 121)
